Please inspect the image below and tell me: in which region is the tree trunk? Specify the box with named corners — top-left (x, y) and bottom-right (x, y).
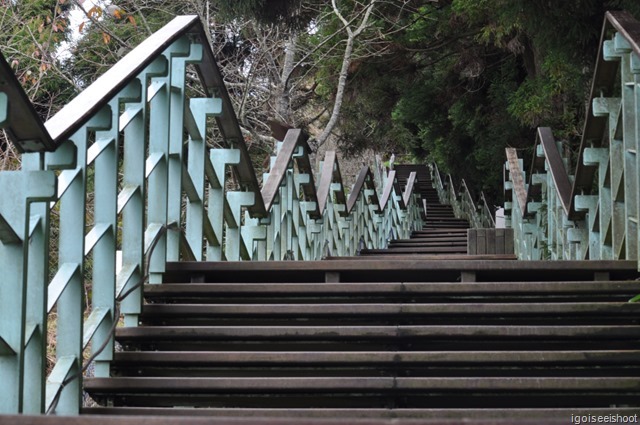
top-left (276, 35), bottom-right (297, 124)
top-left (315, 33), bottom-right (355, 148)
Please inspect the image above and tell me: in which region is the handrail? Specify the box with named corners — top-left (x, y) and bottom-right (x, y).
top-left (44, 16), bottom-right (199, 143)
top-left (0, 53), bottom-right (54, 152)
top-left (569, 10), bottom-right (640, 219)
top-left (510, 128), bottom-right (571, 217)
top-left (504, 10), bottom-right (640, 262)
top-left (316, 150), bottom-right (347, 214)
top-left (261, 129), bottom-right (316, 215)
top-left (42, 15), bottom-right (268, 217)
top-left (529, 128), bottom-right (572, 215)
top-left (402, 171), bottom-right (417, 208)
top-left (378, 169), bottom-right (396, 210)
top-left (0, 15), bottom-right (425, 416)
top-left (347, 166), bottom-right (380, 214)
top-left (506, 148), bottom-right (528, 216)
top-left (479, 192), bottom-right (496, 228)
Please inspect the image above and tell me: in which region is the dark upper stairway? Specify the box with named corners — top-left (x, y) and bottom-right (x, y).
top-left (361, 164), bottom-right (470, 256)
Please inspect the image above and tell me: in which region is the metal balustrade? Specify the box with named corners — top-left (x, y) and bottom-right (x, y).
top-left (431, 163), bottom-right (495, 229)
top-left (0, 16), bottom-right (423, 415)
top-left (504, 11), bottom-right (640, 263)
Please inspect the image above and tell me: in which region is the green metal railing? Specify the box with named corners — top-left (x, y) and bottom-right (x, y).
top-left (431, 163), bottom-right (495, 228)
top-left (0, 16), bottom-right (423, 415)
top-left (504, 11), bottom-right (640, 262)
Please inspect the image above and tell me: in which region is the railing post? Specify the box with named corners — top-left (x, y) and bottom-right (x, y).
top-left (207, 149), bottom-right (240, 261)
top-left (0, 168), bottom-right (55, 414)
top-left (52, 108), bottom-right (111, 415)
top-left (166, 41), bottom-right (203, 262)
top-left (617, 35), bottom-right (640, 259)
top-left (90, 97), bottom-right (119, 379)
top-left (147, 69), bottom-right (171, 282)
top-left (226, 192), bottom-right (255, 261)
top-left (633, 52), bottom-right (640, 265)
top-left (20, 154), bottom-right (53, 414)
top-left (186, 98), bottom-right (223, 260)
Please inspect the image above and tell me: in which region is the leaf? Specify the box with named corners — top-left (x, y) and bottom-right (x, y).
top-left (630, 294), bottom-right (640, 303)
top-left (88, 6), bottom-right (103, 18)
top-left (102, 32), bottom-right (111, 45)
top-left (128, 15), bottom-right (137, 27)
top-left (78, 21), bottom-right (85, 33)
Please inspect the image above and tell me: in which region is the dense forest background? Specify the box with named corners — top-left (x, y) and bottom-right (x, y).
top-left (2, 0), bottom-right (640, 204)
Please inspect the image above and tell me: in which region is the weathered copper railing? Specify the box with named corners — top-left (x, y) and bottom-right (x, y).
top-left (504, 11), bottom-right (640, 262)
top-left (0, 16), bottom-right (423, 415)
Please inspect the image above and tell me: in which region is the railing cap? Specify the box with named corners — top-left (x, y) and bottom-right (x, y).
top-left (0, 52), bottom-right (55, 152)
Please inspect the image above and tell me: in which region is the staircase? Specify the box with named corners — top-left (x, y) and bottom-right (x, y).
top-left (361, 164), bottom-right (470, 256)
top-left (82, 258), bottom-right (640, 422)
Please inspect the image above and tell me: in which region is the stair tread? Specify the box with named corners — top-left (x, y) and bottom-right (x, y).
top-left (165, 260), bottom-right (637, 272)
top-left (141, 302), bottom-right (640, 316)
top-left (115, 325), bottom-right (640, 339)
top-left (83, 376), bottom-right (640, 391)
top-left (144, 281), bottom-right (640, 294)
top-left (326, 254), bottom-right (516, 260)
top-left (112, 350), bottom-right (640, 364)
top-left (361, 248), bottom-right (467, 254)
top-left (390, 238), bottom-right (468, 243)
top-left (78, 406), bottom-right (640, 421)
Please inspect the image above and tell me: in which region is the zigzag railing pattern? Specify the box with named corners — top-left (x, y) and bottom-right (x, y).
top-left (0, 16), bottom-right (423, 415)
top-left (504, 11), bottom-right (640, 262)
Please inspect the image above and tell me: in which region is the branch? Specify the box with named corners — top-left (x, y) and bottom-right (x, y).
top-left (70, 0), bottom-right (133, 49)
top-left (314, 0), bottom-right (377, 147)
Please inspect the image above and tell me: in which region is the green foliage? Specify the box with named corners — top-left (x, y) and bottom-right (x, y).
top-left (213, 0), bottom-right (320, 29)
top-left (328, 1), bottom-right (640, 206)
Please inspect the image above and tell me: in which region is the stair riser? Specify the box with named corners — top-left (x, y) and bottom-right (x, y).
top-left (87, 391), bottom-right (640, 410)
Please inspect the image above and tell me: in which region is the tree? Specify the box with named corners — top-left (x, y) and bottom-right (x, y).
top-left (331, 1), bottom-right (640, 204)
top-left (0, 0), bottom-right (75, 169)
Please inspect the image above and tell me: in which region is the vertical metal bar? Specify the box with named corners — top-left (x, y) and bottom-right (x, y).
top-left (206, 149), bottom-right (240, 260)
top-left (55, 129), bottom-right (87, 415)
top-left (120, 100), bottom-right (146, 325)
top-left (147, 76), bottom-right (170, 283)
top-left (0, 197), bottom-right (25, 414)
top-left (91, 96), bottom-right (121, 378)
top-left (166, 41), bottom-right (201, 261)
top-left (187, 98), bottom-right (222, 260)
top-left (626, 52), bottom-right (640, 262)
top-left (21, 153), bottom-right (50, 414)
top-left (634, 53), bottom-right (640, 267)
